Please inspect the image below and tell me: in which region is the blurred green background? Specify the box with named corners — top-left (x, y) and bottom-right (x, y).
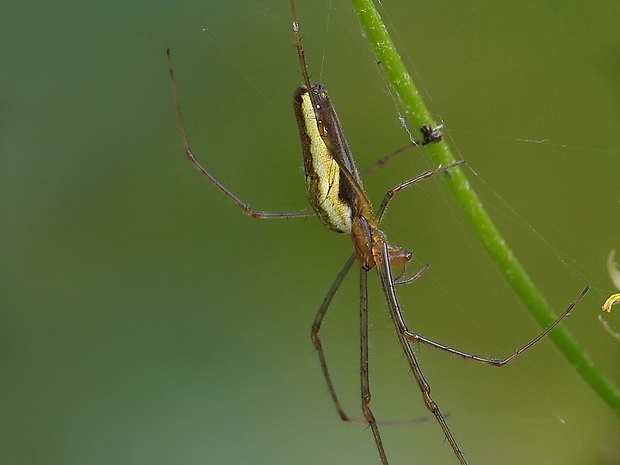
top-left (1, 1), bottom-right (619, 464)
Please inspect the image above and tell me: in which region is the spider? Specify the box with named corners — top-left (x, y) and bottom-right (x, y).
top-left (166, 2), bottom-right (588, 463)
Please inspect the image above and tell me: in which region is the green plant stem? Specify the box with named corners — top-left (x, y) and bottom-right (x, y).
top-left (350, 0), bottom-right (620, 415)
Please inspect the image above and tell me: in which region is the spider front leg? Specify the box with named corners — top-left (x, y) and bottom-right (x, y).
top-left (376, 241), bottom-right (469, 465)
top-left (360, 267), bottom-right (390, 465)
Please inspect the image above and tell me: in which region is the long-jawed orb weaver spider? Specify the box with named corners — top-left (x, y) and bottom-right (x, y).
top-left (167, 1), bottom-right (589, 463)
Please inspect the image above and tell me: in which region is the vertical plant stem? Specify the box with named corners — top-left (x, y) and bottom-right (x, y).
top-left (350, 0), bottom-right (620, 415)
